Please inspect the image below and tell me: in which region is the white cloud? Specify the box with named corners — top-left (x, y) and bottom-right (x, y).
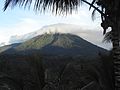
top-left (8, 23), bottom-right (112, 50)
top-left (0, 18), bottom-right (41, 44)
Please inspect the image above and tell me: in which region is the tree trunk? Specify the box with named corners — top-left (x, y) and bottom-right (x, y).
top-left (112, 27), bottom-right (120, 90)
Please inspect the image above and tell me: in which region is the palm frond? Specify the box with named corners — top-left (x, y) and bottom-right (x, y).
top-left (4, 0), bottom-right (106, 16)
top-left (4, 0), bottom-right (82, 14)
top-left (102, 31), bottom-right (112, 43)
top-left (89, 0), bottom-right (96, 10)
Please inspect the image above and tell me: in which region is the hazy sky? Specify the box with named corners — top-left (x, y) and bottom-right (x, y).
top-left (0, 0), bottom-right (112, 49)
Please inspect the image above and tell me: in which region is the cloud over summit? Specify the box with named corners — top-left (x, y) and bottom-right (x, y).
top-left (9, 23), bottom-right (112, 50)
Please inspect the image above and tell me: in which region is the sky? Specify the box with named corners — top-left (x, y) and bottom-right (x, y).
top-left (0, 0), bottom-right (112, 49)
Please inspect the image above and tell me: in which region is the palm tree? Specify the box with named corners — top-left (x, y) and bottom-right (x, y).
top-left (3, 0), bottom-right (120, 89)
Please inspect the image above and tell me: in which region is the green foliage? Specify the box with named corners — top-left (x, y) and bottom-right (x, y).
top-left (40, 53), bottom-right (112, 90)
top-left (0, 53), bottom-right (45, 90)
top-left (26, 53), bottom-right (45, 89)
top-left (0, 51), bottom-right (113, 90)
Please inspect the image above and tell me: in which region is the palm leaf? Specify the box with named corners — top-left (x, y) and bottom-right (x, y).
top-left (4, 0), bottom-right (83, 14)
top-left (103, 31), bottom-right (112, 43)
top-left (4, 0), bottom-right (106, 16)
top-left (103, 31), bottom-right (120, 43)
top-left (89, 0), bottom-right (96, 10)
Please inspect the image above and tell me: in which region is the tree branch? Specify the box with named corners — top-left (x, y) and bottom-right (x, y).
top-left (81, 0), bottom-right (105, 16)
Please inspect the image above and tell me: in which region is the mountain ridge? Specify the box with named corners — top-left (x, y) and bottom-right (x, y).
top-left (1, 33), bottom-right (108, 59)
